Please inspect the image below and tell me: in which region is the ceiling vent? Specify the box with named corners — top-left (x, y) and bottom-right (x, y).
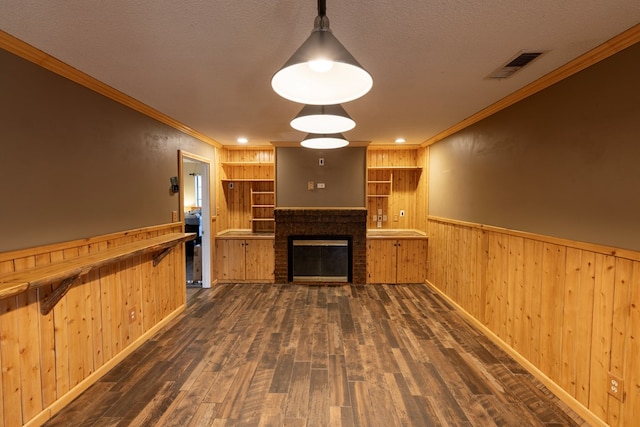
top-left (486, 50), bottom-right (546, 79)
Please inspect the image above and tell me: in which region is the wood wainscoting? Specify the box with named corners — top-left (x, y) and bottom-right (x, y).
top-left (426, 216), bottom-right (640, 427)
top-left (0, 223), bottom-right (188, 427)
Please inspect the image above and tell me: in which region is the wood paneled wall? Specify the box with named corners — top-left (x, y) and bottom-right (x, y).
top-left (366, 147), bottom-right (427, 232)
top-left (0, 224), bottom-right (187, 427)
top-left (427, 216), bottom-right (640, 427)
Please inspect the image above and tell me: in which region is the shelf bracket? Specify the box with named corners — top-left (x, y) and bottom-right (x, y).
top-left (40, 274), bottom-right (82, 315)
top-left (153, 247), bottom-right (174, 267)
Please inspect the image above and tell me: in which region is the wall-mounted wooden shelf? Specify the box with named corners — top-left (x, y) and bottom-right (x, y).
top-left (0, 233), bottom-right (195, 313)
top-left (250, 185), bottom-right (275, 232)
top-left (221, 179), bottom-right (274, 182)
top-left (220, 161), bottom-right (274, 166)
top-left (367, 166), bottom-right (422, 170)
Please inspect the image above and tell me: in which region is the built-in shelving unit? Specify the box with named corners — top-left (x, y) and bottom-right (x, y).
top-left (366, 148), bottom-right (426, 231)
top-left (219, 148), bottom-right (275, 233)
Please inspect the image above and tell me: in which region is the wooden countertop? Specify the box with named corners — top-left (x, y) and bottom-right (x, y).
top-left (367, 229), bottom-right (428, 239)
top-left (216, 230), bottom-right (274, 239)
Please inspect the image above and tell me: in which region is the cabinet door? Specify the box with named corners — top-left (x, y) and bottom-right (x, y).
top-left (367, 239), bottom-right (397, 284)
top-left (216, 239), bottom-right (246, 281)
top-left (396, 239), bottom-right (427, 284)
top-left (244, 239), bottom-right (274, 281)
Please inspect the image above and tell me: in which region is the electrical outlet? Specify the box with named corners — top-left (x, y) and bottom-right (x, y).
top-left (171, 211), bottom-right (179, 222)
top-left (372, 214), bottom-right (378, 222)
top-left (607, 373), bottom-right (624, 401)
top-left (308, 181), bottom-right (314, 191)
top-left (382, 215), bottom-right (387, 221)
top-left (128, 307), bottom-right (136, 324)
top-left (393, 215), bottom-right (399, 222)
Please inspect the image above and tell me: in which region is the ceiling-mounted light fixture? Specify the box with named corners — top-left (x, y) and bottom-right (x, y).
top-left (290, 104), bottom-right (356, 134)
top-left (300, 133), bottom-right (349, 149)
top-left (271, 0), bottom-right (373, 105)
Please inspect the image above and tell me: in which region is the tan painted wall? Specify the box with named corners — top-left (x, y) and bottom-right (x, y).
top-left (276, 146), bottom-right (366, 208)
top-left (428, 42), bottom-right (640, 251)
top-left (0, 48), bottom-right (215, 252)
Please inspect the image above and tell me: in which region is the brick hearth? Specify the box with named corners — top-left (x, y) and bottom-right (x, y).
top-left (274, 209), bottom-right (367, 284)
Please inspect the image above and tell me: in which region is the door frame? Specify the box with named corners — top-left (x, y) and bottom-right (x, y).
top-left (179, 150), bottom-right (213, 288)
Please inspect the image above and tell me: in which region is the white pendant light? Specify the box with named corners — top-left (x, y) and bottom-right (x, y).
top-left (290, 104), bottom-right (356, 134)
top-left (271, 0), bottom-right (373, 105)
top-left (300, 133), bottom-right (349, 149)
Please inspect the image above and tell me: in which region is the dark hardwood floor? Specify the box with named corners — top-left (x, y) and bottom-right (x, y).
top-left (44, 284), bottom-right (586, 426)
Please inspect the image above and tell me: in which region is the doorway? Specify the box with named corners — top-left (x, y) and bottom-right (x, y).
top-left (179, 151), bottom-right (212, 288)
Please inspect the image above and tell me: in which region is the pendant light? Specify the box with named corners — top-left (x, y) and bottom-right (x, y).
top-left (271, 0), bottom-right (373, 105)
top-left (300, 133), bottom-right (349, 149)
top-left (290, 104), bottom-right (356, 134)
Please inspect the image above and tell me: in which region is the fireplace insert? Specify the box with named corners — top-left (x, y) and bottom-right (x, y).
top-left (288, 235), bottom-right (352, 282)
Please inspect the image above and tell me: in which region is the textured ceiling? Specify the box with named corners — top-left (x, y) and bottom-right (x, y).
top-left (1, 1), bottom-right (639, 146)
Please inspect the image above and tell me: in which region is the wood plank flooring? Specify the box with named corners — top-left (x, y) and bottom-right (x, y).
top-left (44, 284), bottom-right (586, 426)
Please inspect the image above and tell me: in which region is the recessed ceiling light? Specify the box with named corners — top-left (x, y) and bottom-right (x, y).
top-left (237, 137), bottom-right (248, 144)
top-left (395, 138), bottom-right (406, 144)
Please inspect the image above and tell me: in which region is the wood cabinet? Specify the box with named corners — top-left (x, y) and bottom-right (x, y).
top-left (367, 237), bottom-right (428, 284)
top-left (216, 237), bottom-right (274, 282)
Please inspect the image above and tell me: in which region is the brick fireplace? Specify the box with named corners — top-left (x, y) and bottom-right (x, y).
top-left (274, 209), bottom-right (367, 284)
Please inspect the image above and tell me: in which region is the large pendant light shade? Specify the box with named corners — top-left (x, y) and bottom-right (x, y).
top-left (271, 2), bottom-right (373, 105)
top-left (290, 104), bottom-right (356, 134)
top-left (301, 133), bottom-right (349, 149)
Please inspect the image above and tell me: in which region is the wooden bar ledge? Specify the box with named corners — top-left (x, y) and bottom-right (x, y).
top-left (0, 232), bottom-right (195, 314)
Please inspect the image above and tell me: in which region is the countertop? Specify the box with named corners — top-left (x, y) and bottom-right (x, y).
top-left (216, 229), bottom-right (428, 239)
top-left (366, 229), bottom-right (428, 239)
top-left (216, 230), bottom-right (274, 239)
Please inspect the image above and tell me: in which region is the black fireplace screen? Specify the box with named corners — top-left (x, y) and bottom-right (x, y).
top-left (288, 236), bottom-right (352, 282)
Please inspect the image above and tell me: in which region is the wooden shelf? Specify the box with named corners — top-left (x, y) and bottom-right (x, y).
top-left (250, 185), bottom-right (275, 232)
top-left (367, 166), bottom-right (422, 170)
top-left (0, 233), bottom-right (195, 313)
top-left (221, 162), bottom-right (274, 166)
top-left (368, 180), bottom-right (393, 184)
top-left (221, 179), bottom-right (274, 182)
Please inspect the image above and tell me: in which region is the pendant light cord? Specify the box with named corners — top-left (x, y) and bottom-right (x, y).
top-left (318, 0), bottom-right (326, 17)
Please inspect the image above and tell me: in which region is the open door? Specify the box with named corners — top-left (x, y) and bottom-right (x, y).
top-left (179, 151), bottom-right (213, 288)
